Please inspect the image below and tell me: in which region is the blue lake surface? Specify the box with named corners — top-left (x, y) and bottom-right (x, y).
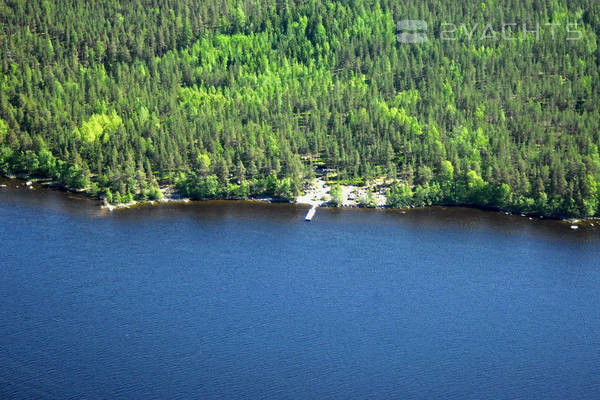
top-left (1, 181), bottom-right (600, 399)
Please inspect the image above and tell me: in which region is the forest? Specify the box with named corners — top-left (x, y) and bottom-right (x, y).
top-left (0, 0), bottom-right (599, 217)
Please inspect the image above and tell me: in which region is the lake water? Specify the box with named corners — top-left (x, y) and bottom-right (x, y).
top-left (1, 179), bottom-right (600, 399)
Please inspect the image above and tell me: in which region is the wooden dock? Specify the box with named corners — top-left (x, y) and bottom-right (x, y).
top-left (305, 206), bottom-right (317, 221)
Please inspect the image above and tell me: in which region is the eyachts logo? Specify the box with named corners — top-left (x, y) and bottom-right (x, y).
top-left (397, 20), bottom-right (582, 44)
top-left (397, 20), bottom-right (429, 44)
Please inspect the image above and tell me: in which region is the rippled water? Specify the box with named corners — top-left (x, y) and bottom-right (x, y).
top-left (1, 179), bottom-right (600, 399)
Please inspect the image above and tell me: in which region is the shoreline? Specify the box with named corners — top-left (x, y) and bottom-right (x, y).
top-left (1, 175), bottom-right (597, 227)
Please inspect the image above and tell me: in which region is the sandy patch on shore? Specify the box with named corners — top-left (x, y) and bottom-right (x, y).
top-left (296, 178), bottom-right (387, 207)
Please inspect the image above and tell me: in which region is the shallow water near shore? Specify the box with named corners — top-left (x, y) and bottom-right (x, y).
top-left (1, 179), bottom-right (600, 399)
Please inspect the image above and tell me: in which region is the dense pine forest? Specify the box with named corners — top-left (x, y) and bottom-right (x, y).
top-left (1, 0), bottom-right (599, 216)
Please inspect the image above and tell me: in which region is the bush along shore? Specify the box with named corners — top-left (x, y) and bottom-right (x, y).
top-left (1, 167), bottom-right (596, 227)
top-left (296, 175), bottom-right (596, 226)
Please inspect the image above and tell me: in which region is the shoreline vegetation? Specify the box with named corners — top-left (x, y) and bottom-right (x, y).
top-left (1, 173), bottom-right (595, 227)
